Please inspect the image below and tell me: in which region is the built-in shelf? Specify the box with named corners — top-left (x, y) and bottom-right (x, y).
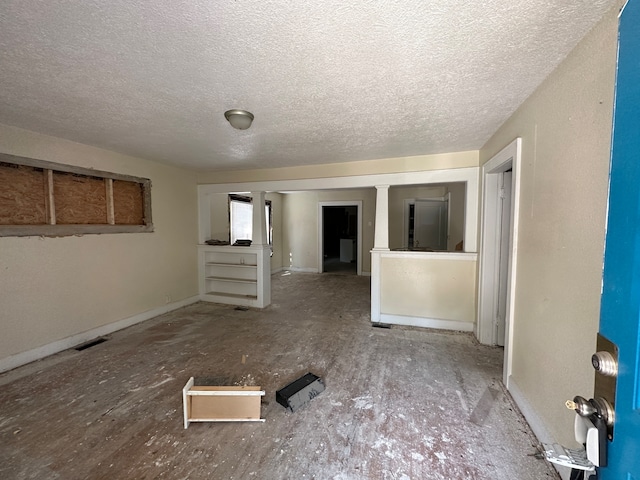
top-left (205, 262), bottom-right (257, 268)
top-left (205, 276), bottom-right (257, 284)
top-left (198, 245), bottom-right (271, 308)
top-left (204, 292), bottom-right (258, 300)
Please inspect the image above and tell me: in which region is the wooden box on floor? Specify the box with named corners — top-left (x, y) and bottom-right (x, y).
top-left (182, 377), bottom-right (265, 428)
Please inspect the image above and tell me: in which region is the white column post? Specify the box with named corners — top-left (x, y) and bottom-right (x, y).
top-left (251, 191), bottom-right (267, 246)
top-left (373, 185), bottom-right (390, 251)
top-left (371, 185), bottom-right (390, 323)
top-left (251, 191), bottom-right (271, 308)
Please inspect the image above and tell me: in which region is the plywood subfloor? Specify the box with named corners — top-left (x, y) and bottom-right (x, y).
top-left (0, 272), bottom-right (559, 479)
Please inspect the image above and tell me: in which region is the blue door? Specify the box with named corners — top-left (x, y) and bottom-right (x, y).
top-left (599, 0), bottom-right (640, 477)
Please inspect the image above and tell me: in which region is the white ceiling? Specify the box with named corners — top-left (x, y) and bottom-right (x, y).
top-left (0, 1), bottom-right (617, 171)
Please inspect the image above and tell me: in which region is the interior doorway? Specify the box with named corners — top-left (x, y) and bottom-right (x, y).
top-left (318, 201), bottom-right (362, 275)
top-left (404, 196), bottom-right (450, 250)
top-left (477, 138), bottom-right (521, 386)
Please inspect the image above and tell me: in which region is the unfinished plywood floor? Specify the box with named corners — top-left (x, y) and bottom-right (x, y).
top-left (0, 272), bottom-right (559, 480)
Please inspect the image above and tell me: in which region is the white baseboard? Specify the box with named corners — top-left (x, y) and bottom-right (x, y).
top-left (270, 266), bottom-right (285, 274)
top-left (286, 266), bottom-right (319, 273)
top-left (507, 376), bottom-right (569, 480)
top-left (282, 267), bottom-right (370, 276)
top-left (0, 295), bottom-right (200, 374)
top-left (379, 313), bottom-right (474, 332)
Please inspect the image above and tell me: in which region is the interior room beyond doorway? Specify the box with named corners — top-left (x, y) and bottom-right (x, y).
top-left (322, 205), bottom-right (358, 275)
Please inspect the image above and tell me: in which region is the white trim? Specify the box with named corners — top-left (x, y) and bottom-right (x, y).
top-left (0, 295), bottom-right (200, 373)
top-left (186, 390), bottom-right (266, 397)
top-left (371, 252), bottom-right (382, 321)
top-left (285, 266), bottom-right (319, 273)
top-left (187, 417), bottom-right (266, 423)
top-left (318, 201), bottom-right (363, 276)
top-left (380, 313), bottom-right (474, 332)
top-left (198, 166), bottom-right (479, 252)
top-left (507, 377), bottom-right (568, 480)
top-left (379, 251), bottom-right (477, 261)
top-left (183, 376), bottom-right (195, 429)
top-left (477, 138), bottom-right (521, 387)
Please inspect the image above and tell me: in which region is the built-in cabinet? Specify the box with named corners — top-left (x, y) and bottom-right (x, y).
top-left (198, 245), bottom-right (271, 308)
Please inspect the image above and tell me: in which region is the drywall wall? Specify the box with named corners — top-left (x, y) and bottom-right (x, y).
top-left (197, 151), bottom-right (478, 184)
top-left (0, 123), bottom-right (198, 367)
top-left (380, 254), bottom-right (476, 327)
top-left (282, 189), bottom-right (376, 273)
top-left (479, 0), bottom-right (623, 446)
top-left (209, 193), bottom-right (230, 241)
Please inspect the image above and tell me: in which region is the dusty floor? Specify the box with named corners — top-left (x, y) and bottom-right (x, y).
top-left (0, 272), bottom-right (559, 479)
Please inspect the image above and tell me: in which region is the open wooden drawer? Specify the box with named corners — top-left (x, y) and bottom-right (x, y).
top-left (182, 377), bottom-right (265, 428)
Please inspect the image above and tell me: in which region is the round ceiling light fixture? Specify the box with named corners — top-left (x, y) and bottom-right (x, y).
top-left (224, 109), bottom-right (254, 130)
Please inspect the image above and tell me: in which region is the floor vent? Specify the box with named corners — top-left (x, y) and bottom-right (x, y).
top-left (75, 337), bottom-right (108, 351)
top-left (372, 323), bottom-right (391, 329)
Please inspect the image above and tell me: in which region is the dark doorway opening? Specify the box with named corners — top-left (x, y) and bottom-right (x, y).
top-left (322, 206), bottom-right (357, 275)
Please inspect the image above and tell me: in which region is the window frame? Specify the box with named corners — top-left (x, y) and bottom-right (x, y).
top-left (228, 194), bottom-right (272, 245)
top-left (0, 153), bottom-right (153, 237)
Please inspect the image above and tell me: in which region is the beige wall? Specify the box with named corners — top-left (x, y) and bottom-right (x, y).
top-left (282, 189), bottom-right (376, 273)
top-left (480, 1), bottom-right (622, 445)
top-left (209, 193), bottom-right (230, 241)
top-left (0, 124), bottom-right (198, 363)
top-left (380, 255), bottom-right (476, 326)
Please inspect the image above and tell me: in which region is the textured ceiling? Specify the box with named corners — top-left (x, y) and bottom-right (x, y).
top-left (0, 1), bottom-right (617, 171)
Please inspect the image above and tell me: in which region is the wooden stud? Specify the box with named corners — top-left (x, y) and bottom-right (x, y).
top-left (43, 169), bottom-right (56, 225)
top-left (0, 152), bottom-right (150, 184)
top-left (105, 178), bottom-right (115, 225)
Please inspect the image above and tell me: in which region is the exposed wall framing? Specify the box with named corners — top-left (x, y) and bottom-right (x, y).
top-left (0, 153), bottom-right (153, 237)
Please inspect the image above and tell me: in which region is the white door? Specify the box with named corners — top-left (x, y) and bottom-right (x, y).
top-left (414, 199), bottom-right (448, 250)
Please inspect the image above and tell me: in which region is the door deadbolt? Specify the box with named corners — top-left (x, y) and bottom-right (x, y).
top-left (592, 351), bottom-right (618, 377)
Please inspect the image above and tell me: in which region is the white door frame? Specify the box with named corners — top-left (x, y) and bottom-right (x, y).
top-left (477, 138), bottom-right (522, 387)
top-left (318, 201), bottom-right (363, 276)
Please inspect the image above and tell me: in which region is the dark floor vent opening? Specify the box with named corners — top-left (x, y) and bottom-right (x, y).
top-left (75, 337), bottom-right (108, 351)
top-left (372, 323), bottom-right (391, 329)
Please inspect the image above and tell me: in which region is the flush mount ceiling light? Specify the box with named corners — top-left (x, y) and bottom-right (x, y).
top-left (224, 109), bottom-right (254, 130)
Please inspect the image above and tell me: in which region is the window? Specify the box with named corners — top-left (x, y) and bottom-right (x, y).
top-left (0, 153), bottom-right (152, 237)
top-left (229, 194), bottom-right (272, 245)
